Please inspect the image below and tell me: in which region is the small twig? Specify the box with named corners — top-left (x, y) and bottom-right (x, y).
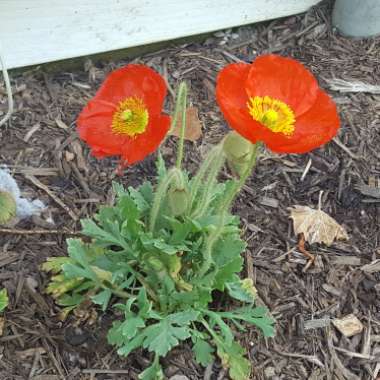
top-left (0, 41), bottom-right (14, 127)
top-left (0, 228), bottom-right (78, 235)
top-left (325, 78), bottom-right (380, 94)
top-left (274, 349), bottom-right (325, 368)
top-left (82, 369), bottom-right (131, 375)
top-left (300, 158), bottom-right (312, 182)
top-left (297, 233), bottom-right (315, 266)
top-left (332, 137), bottom-right (360, 160)
top-left (332, 346), bottom-right (374, 360)
top-left (25, 174), bottom-right (78, 221)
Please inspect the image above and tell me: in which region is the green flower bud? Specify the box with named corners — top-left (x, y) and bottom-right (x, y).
top-left (168, 186), bottom-right (189, 216)
top-left (0, 191), bottom-right (16, 225)
top-left (223, 131), bottom-right (256, 177)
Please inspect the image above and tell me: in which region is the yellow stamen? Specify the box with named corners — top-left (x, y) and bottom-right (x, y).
top-left (247, 95), bottom-right (295, 136)
top-left (112, 97), bottom-right (149, 137)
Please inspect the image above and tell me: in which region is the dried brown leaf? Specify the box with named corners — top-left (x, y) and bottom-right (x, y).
top-left (289, 205), bottom-right (348, 246)
top-left (170, 106), bottom-right (202, 142)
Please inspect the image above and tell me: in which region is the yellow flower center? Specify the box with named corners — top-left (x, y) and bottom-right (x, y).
top-left (111, 97), bottom-right (149, 137)
top-left (247, 96), bottom-right (295, 136)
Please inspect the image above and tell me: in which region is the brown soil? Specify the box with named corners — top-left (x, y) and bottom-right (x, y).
top-left (1, 1), bottom-right (379, 379)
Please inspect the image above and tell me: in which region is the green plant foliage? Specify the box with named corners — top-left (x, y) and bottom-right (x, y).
top-left (43, 157), bottom-right (275, 379)
top-left (0, 288), bottom-right (9, 313)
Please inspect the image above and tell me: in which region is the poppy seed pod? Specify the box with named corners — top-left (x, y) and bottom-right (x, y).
top-left (223, 131), bottom-right (256, 177)
top-left (0, 191), bottom-right (16, 225)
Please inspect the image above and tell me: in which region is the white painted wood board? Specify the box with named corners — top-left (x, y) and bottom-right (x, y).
top-left (0, 0), bottom-right (321, 69)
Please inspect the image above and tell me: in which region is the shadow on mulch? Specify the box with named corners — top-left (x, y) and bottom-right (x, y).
top-left (1, 0), bottom-right (379, 379)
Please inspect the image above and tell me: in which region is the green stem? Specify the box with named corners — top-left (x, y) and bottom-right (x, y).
top-left (198, 218), bottom-right (225, 277)
top-left (199, 142), bottom-right (262, 277)
top-left (149, 168), bottom-right (179, 232)
top-left (106, 285), bottom-right (133, 299)
top-left (187, 144), bottom-right (223, 215)
top-left (175, 82), bottom-right (188, 170)
top-left (201, 318), bottom-right (220, 342)
top-left (134, 273), bottom-right (159, 303)
top-left (190, 144), bottom-right (225, 218)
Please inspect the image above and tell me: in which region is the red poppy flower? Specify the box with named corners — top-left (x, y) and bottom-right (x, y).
top-left (77, 64), bottom-right (170, 167)
top-left (216, 54), bottom-right (340, 153)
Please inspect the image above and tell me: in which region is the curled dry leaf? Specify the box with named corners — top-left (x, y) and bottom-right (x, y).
top-left (289, 205), bottom-right (348, 246)
top-left (169, 106), bottom-right (202, 142)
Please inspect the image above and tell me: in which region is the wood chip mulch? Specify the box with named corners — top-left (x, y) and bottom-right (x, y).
top-left (0, 1), bottom-right (379, 379)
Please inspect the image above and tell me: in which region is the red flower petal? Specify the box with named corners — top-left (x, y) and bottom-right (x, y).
top-left (121, 114), bottom-right (171, 164)
top-left (216, 63), bottom-right (261, 143)
top-left (246, 55), bottom-right (319, 117)
top-left (77, 99), bottom-right (126, 153)
top-left (94, 64), bottom-right (167, 115)
top-left (77, 65), bottom-right (170, 166)
top-left (268, 89), bottom-right (340, 153)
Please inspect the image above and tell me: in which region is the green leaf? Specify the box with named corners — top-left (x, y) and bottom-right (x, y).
top-left (129, 182), bottom-right (153, 213)
top-left (214, 257), bottom-right (243, 291)
top-left (41, 257), bottom-right (72, 274)
top-left (218, 306), bottom-right (275, 338)
top-left (121, 316), bottom-right (145, 339)
top-left (62, 263), bottom-right (96, 281)
top-left (226, 278), bottom-right (257, 303)
top-left (213, 236), bottom-right (246, 267)
top-left (112, 182), bottom-right (128, 198)
top-left (67, 239), bottom-right (89, 267)
top-left (91, 289), bottom-right (112, 311)
top-left (193, 336), bottom-right (214, 367)
top-left (138, 358), bottom-right (164, 380)
top-left (137, 288), bottom-right (151, 317)
top-left (142, 318), bottom-right (191, 356)
top-left (216, 341), bottom-right (251, 380)
top-left (140, 235), bottom-right (187, 255)
top-left (81, 219), bottom-right (125, 248)
top-left (212, 236), bottom-right (245, 290)
top-left (117, 334), bottom-right (145, 356)
top-left (206, 311), bottom-right (233, 346)
top-left (171, 287), bottom-right (212, 309)
top-left (57, 293), bottom-right (85, 307)
top-left (0, 288), bottom-right (9, 312)
top-left (167, 310), bottom-right (200, 324)
top-left (119, 194), bottom-right (139, 222)
top-left (168, 218), bottom-right (195, 245)
top-left (107, 321), bottom-right (125, 347)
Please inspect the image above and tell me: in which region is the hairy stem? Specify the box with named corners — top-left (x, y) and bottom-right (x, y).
top-left (199, 142), bottom-right (262, 277)
top-left (191, 144), bottom-right (225, 219)
top-left (174, 82), bottom-right (188, 170)
top-left (149, 168), bottom-right (180, 233)
top-left (187, 144), bottom-right (223, 215)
